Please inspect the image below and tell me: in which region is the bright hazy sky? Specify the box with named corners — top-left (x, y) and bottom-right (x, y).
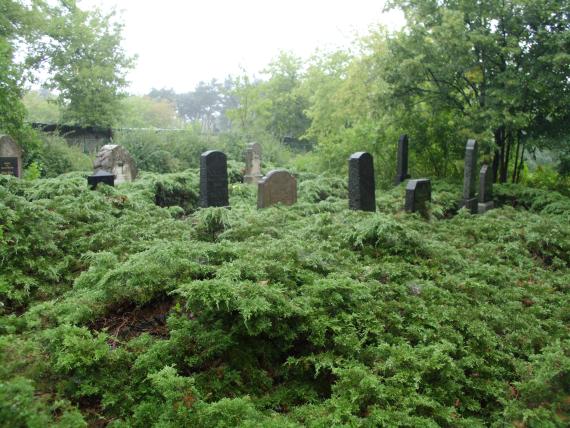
top-left (79, 0), bottom-right (404, 95)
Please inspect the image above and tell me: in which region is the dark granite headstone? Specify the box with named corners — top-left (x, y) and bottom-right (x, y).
top-left (87, 170), bottom-right (115, 189)
top-left (394, 134), bottom-right (411, 185)
top-left (0, 157), bottom-right (18, 177)
top-left (199, 150), bottom-right (229, 207)
top-left (478, 164), bottom-right (494, 213)
top-left (405, 179), bottom-right (432, 216)
top-left (462, 139), bottom-right (478, 213)
top-left (257, 169), bottom-right (297, 209)
top-left (348, 152), bottom-right (376, 212)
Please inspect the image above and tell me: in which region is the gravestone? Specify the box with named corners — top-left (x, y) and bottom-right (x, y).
top-left (257, 169), bottom-right (297, 209)
top-left (394, 134), bottom-right (411, 185)
top-left (200, 150), bottom-right (229, 207)
top-left (87, 170), bottom-right (115, 189)
top-left (348, 152), bottom-right (376, 212)
top-left (405, 178), bottom-right (431, 216)
top-left (93, 144), bottom-right (137, 184)
top-left (478, 164), bottom-right (494, 214)
top-left (462, 139), bottom-right (478, 213)
top-left (0, 135), bottom-right (23, 178)
top-left (244, 142), bottom-right (262, 184)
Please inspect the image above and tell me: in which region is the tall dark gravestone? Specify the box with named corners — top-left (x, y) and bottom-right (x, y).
top-left (462, 139), bottom-right (478, 213)
top-left (405, 179), bottom-right (431, 216)
top-left (348, 152), bottom-right (376, 212)
top-left (0, 135), bottom-right (23, 178)
top-left (478, 164), bottom-right (494, 214)
top-left (200, 150), bottom-right (229, 208)
top-left (394, 134), bottom-right (410, 184)
top-left (87, 170), bottom-right (115, 189)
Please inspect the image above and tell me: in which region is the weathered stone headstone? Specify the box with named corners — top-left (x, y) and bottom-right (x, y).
top-left (257, 169), bottom-right (297, 209)
top-left (87, 170), bottom-right (115, 189)
top-left (244, 142), bottom-right (262, 184)
top-left (0, 135), bottom-right (23, 178)
top-left (348, 152), bottom-right (376, 212)
top-left (93, 144), bottom-right (137, 184)
top-left (478, 164), bottom-right (494, 214)
top-left (394, 134), bottom-right (411, 185)
top-left (200, 150), bottom-right (229, 207)
top-left (405, 178), bottom-right (431, 216)
top-left (462, 139), bottom-right (478, 213)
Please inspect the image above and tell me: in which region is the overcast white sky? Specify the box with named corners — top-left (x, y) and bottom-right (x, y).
top-left (79, 0), bottom-right (404, 95)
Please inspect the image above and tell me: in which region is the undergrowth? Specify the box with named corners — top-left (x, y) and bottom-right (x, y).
top-left (0, 173), bottom-right (569, 427)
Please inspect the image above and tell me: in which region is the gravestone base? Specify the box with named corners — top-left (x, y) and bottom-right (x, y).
top-left (478, 201), bottom-right (494, 214)
top-left (244, 173), bottom-right (262, 184)
top-left (463, 197), bottom-right (478, 214)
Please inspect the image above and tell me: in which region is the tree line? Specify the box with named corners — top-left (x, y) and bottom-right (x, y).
top-left (2, 0), bottom-right (569, 186)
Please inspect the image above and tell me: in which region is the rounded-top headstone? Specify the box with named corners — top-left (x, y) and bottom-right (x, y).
top-left (200, 150), bottom-right (229, 207)
top-left (348, 152), bottom-right (376, 211)
top-left (93, 144), bottom-right (137, 184)
top-left (257, 169), bottom-right (297, 209)
top-left (0, 135), bottom-right (23, 178)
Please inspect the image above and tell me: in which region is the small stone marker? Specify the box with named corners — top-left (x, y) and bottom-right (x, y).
top-left (348, 152), bottom-right (376, 212)
top-left (93, 144), bottom-right (137, 184)
top-left (394, 134), bottom-right (411, 185)
top-left (0, 135), bottom-right (23, 178)
top-left (462, 139), bottom-right (478, 213)
top-left (200, 150), bottom-right (229, 208)
top-left (478, 164), bottom-right (494, 214)
top-left (87, 170), bottom-right (115, 189)
top-left (257, 169), bottom-right (297, 209)
top-left (405, 179), bottom-right (431, 215)
top-left (244, 142), bottom-right (262, 184)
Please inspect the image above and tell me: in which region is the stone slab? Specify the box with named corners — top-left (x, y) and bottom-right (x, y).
top-left (348, 152), bottom-right (376, 212)
top-left (257, 169), bottom-right (297, 208)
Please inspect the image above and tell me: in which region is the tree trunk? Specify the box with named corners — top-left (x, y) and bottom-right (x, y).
top-left (512, 131), bottom-right (521, 183)
top-left (501, 130), bottom-right (513, 183)
top-left (493, 126), bottom-right (504, 183)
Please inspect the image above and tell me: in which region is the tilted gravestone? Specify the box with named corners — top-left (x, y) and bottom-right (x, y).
top-left (93, 144), bottom-right (137, 184)
top-left (257, 169), bottom-right (297, 209)
top-left (394, 134), bottom-right (411, 185)
top-left (462, 139), bottom-right (478, 213)
top-left (405, 179), bottom-right (431, 216)
top-left (244, 142), bottom-right (262, 184)
top-left (348, 152), bottom-right (376, 212)
top-left (478, 164), bottom-right (494, 214)
top-left (0, 135), bottom-right (23, 178)
top-left (200, 150), bottom-right (229, 207)
top-left (87, 170), bottom-right (115, 189)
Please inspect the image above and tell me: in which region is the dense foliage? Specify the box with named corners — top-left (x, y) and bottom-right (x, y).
top-left (1, 170), bottom-right (569, 427)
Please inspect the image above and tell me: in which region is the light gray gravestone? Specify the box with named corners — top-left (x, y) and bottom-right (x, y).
top-left (93, 144), bottom-right (137, 184)
top-left (0, 135), bottom-right (23, 178)
top-left (244, 142), bottom-right (262, 184)
top-left (478, 164), bottom-right (494, 214)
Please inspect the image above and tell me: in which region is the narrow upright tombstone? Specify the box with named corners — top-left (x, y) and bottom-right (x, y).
top-left (405, 179), bottom-right (432, 216)
top-left (394, 134), bottom-right (411, 185)
top-left (0, 135), bottom-right (23, 178)
top-left (348, 152), bottom-right (376, 212)
top-left (199, 150), bottom-right (229, 208)
top-left (257, 169), bottom-right (297, 209)
top-left (87, 170), bottom-right (115, 189)
top-left (244, 142), bottom-right (262, 184)
top-left (478, 164), bottom-right (494, 214)
top-left (462, 139), bottom-right (478, 213)
top-left (93, 144), bottom-right (137, 184)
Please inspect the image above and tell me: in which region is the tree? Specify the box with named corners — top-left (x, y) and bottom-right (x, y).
top-left (118, 96), bottom-right (181, 129)
top-left (38, 1), bottom-right (135, 127)
top-left (381, 0), bottom-right (570, 182)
